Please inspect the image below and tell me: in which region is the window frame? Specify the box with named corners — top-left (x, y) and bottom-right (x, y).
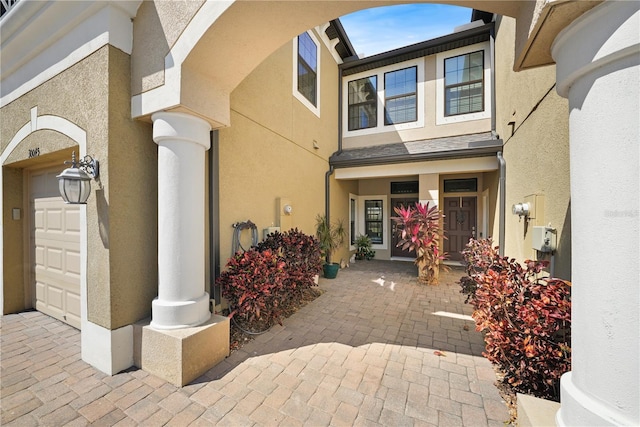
top-left (342, 58), bottom-right (424, 138)
top-left (436, 42), bottom-right (491, 125)
top-left (292, 30), bottom-right (321, 117)
top-left (355, 195), bottom-right (388, 250)
top-left (384, 66), bottom-right (418, 126)
top-left (443, 51), bottom-right (484, 117)
top-left (347, 75), bottom-right (378, 131)
top-left (349, 194), bottom-right (358, 250)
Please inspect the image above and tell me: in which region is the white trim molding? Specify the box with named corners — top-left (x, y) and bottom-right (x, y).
top-left (342, 57), bottom-right (425, 138)
top-left (435, 41), bottom-right (492, 125)
top-left (292, 29), bottom-right (322, 118)
top-left (0, 1), bottom-right (140, 107)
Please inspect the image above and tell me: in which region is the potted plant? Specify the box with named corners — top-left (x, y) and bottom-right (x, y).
top-left (315, 214), bottom-right (347, 279)
top-left (355, 234), bottom-right (376, 260)
top-left (392, 202), bottom-right (447, 285)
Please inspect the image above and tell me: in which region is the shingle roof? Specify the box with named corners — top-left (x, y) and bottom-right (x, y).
top-left (329, 132), bottom-right (503, 167)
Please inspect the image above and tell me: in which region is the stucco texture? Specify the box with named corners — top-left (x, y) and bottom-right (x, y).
top-left (494, 16), bottom-right (571, 279)
top-left (218, 31), bottom-right (348, 266)
top-left (1, 46), bottom-right (157, 329)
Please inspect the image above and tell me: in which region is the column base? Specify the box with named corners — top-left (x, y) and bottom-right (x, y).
top-left (133, 314), bottom-right (230, 387)
top-left (517, 393), bottom-right (560, 427)
top-left (556, 372), bottom-right (633, 426)
top-left (151, 292), bottom-right (210, 330)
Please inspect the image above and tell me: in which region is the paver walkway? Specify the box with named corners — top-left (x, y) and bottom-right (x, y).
top-left (1, 261), bottom-right (510, 426)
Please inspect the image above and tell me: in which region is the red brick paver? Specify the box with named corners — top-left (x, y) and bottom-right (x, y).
top-left (1, 261), bottom-right (510, 425)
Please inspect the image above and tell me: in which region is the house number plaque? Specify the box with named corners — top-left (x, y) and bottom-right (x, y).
top-left (28, 148), bottom-right (40, 158)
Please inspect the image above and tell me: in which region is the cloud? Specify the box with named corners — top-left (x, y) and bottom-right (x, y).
top-left (340, 4), bottom-right (472, 57)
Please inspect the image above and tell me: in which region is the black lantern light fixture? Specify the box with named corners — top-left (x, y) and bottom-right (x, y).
top-left (57, 151), bottom-right (99, 204)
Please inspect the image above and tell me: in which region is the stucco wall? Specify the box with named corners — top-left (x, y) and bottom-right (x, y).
top-left (131, 0), bottom-right (205, 96)
top-left (218, 31), bottom-right (345, 266)
top-left (494, 16), bottom-right (571, 279)
top-left (342, 45), bottom-right (492, 150)
top-left (2, 167), bottom-right (24, 314)
top-left (107, 46), bottom-right (157, 329)
top-left (1, 45), bottom-right (157, 328)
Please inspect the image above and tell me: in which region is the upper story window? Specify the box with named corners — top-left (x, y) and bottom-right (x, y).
top-left (444, 51), bottom-right (484, 116)
top-left (293, 31), bottom-right (321, 117)
top-left (298, 32), bottom-right (317, 106)
top-left (436, 42), bottom-right (491, 125)
top-left (384, 66), bottom-right (417, 125)
top-left (348, 76), bottom-right (377, 131)
top-left (343, 58), bottom-right (424, 137)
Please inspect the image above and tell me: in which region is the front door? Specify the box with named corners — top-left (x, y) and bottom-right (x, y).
top-left (444, 197), bottom-right (477, 262)
top-left (391, 198), bottom-right (418, 258)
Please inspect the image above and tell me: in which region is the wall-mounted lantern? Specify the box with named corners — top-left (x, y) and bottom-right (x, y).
top-left (57, 151), bottom-right (99, 204)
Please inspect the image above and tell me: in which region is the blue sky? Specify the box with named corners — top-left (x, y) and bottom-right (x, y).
top-left (339, 4), bottom-right (473, 58)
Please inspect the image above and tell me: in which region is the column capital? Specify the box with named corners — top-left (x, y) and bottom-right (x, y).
top-left (152, 111), bottom-right (212, 150)
top-left (552, 1), bottom-right (639, 98)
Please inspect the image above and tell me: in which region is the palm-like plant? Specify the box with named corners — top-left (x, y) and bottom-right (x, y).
top-left (315, 214), bottom-right (346, 264)
top-left (392, 202), bottom-right (447, 285)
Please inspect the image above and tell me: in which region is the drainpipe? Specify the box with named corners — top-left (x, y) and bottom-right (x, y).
top-left (325, 66), bottom-right (345, 224)
top-left (490, 22), bottom-right (497, 138)
top-left (497, 151), bottom-right (506, 256)
top-left (208, 130), bottom-right (220, 306)
top-left (490, 21), bottom-right (505, 256)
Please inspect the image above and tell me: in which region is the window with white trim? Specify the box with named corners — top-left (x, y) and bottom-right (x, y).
top-left (293, 31), bottom-right (321, 116)
top-left (348, 76), bottom-right (377, 131)
top-left (364, 199), bottom-right (384, 244)
top-left (436, 42), bottom-right (491, 125)
top-left (444, 51), bottom-right (484, 116)
top-left (343, 58), bottom-right (424, 137)
top-left (384, 66), bottom-right (417, 125)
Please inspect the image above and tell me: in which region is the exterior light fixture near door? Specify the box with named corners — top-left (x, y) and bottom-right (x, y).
top-left (57, 151), bottom-right (99, 204)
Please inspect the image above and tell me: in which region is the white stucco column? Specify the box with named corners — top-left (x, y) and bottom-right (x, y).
top-left (552, 2), bottom-right (639, 426)
top-left (151, 112), bottom-right (212, 330)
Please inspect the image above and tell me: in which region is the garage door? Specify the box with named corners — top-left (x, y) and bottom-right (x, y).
top-left (30, 167), bottom-right (82, 329)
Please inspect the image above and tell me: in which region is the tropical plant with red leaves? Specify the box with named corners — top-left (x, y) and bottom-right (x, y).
top-left (392, 202), bottom-right (447, 285)
top-left (459, 238), bottom-right (497, 303)
top-left (217, 249), bottom-right (288, 328)
top-left (460, 238), bottom-right (572, 400)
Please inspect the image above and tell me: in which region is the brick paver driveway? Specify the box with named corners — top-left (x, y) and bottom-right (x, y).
top-left (1, 260), bottom-right (510, 426)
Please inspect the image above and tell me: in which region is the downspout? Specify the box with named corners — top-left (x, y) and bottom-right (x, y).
top-left (209, 130), bottom-right (220, 306)
top-left (490, 20), bottom-right (506, 257)
top-left (325, 66), bottom-right (344, 226)
top-left (497, 151), bottom-right (506, 256)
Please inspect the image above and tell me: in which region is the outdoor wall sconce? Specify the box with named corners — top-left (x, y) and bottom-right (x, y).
top-left (512, 202), bottom-right (530, 219)
top-left (57, 151), bottom-right (99, 204)
top-left (283, 204), bottom-right (293, 215)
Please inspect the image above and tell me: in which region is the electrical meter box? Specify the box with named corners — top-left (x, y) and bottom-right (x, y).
top-left (532, 226), bottom-right (555, 252)
top-left (263, 226), bottom-right (280, 240)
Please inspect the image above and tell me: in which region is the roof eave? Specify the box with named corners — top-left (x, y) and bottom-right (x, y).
top-left (329, 143), bottom-right (503, 168)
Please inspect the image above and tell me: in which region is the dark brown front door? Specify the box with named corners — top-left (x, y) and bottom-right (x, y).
top-left (391, 198), bottom-right (418, 258)
top-left (444, 197), bottom-right (477, 262)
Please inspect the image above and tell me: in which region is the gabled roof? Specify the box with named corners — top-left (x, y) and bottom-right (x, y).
top-left (330, 132), bottom-right (503, 168)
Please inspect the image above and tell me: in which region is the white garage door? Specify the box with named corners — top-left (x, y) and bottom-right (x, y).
top-left (30, 167), bottom-right (82, 329)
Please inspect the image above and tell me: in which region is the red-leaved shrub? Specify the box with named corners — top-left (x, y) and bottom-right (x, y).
top-left (460, 239), bottom-right (571, 400)
top-left (217, 249), bottom-right (288, 327)
top-left (218, 229), bottom-right (322, 331)
top-left (256, 229), bottom-right (322, 299)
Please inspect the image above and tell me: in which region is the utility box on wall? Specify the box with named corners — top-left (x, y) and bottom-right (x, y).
top-left (532, 226), bottom-right (556, 252)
